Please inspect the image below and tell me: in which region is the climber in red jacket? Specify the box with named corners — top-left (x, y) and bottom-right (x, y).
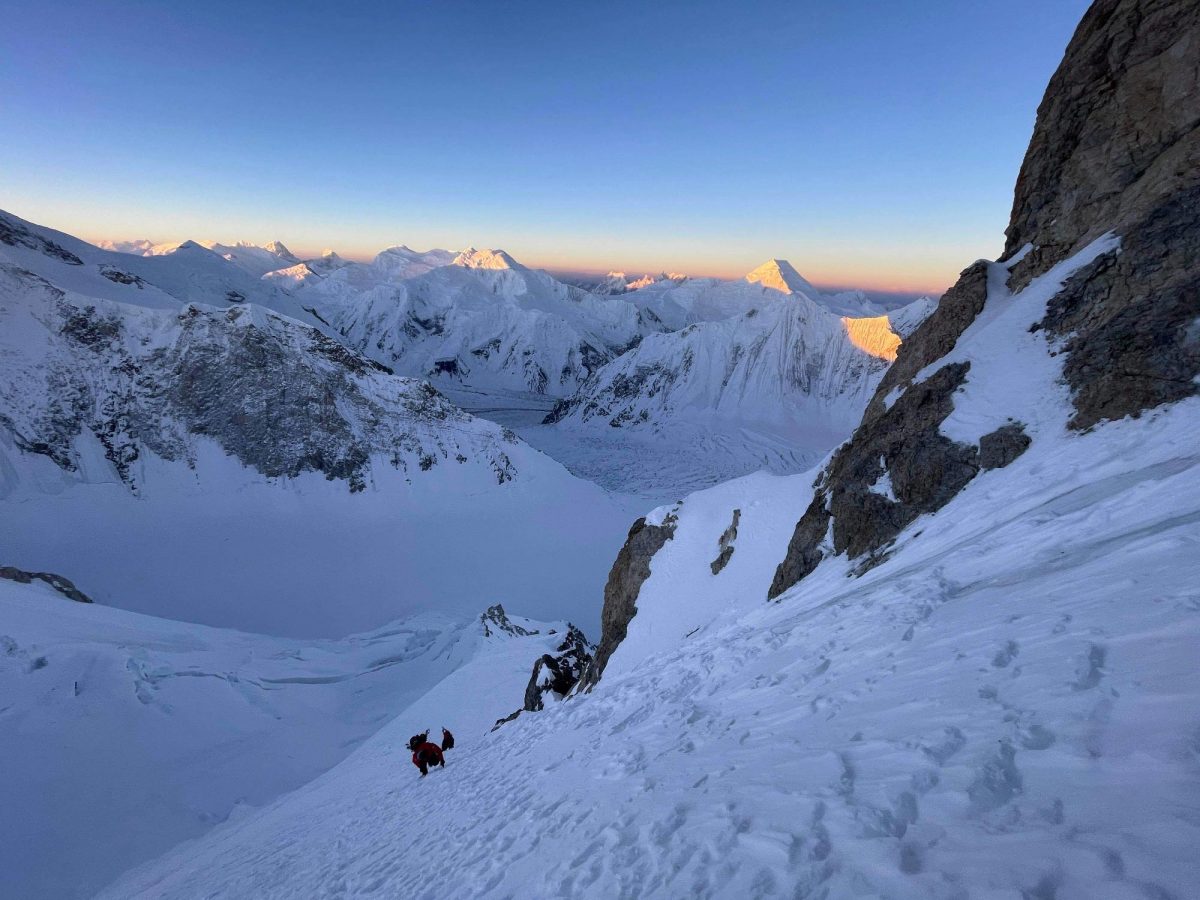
top-left (408, 729), bottom-right (453, 776)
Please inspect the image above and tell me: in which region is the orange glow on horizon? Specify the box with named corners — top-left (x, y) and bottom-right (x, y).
top-left (80, 229), bottom-right (955, 297)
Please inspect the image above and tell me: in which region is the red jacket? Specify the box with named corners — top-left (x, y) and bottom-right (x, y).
top-left (412, 742), bottom-right (444, 769)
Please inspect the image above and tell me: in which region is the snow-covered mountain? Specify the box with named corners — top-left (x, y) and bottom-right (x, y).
top-left (293, 245), bottom-right (646, 396)
top-left (2, 212), bottom-right (319, 323)
top-left (570, 270), bottom-right (689, 295)
top-left (546, 291), bottom-right (897, 435)
top-left (0, 578), bottom-right (578, 900)
top-left (94, 3), bottom-right (1200, 898)
top-left (625, 257), bottom-right (931, 331)
top-left (0, 210), bottom-right (642, 636)
top-left (531, 264), bottom-right (928, 496)
top-left (96, 236), bottom-right (303, 278)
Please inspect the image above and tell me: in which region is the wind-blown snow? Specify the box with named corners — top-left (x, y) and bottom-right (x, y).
top-left (93, 223), bottom-right (1200, 898)
top-left (0, 582), bottom-right (569, 899)
top-left (99, 394), bottom-right (1200, 899)
top-left (927, 233), bottom-right (1121, 446)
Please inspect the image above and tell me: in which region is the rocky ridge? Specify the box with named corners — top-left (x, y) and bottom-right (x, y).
top-left (579, 510), bottom-right (678, 689)
top-left (769, 0), bottom-right (1199, 598)
top-left (0, 264), bottom-right (520, 493)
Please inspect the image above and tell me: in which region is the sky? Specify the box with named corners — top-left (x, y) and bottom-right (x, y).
top-left (1, 0), bottom-right (1092, 293)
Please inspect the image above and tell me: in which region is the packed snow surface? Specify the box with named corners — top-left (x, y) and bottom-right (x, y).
top-left (0, 583), bottom-right (568, 899)
top-left (96, 222), bottom-right (1200, 897)
top-left (100, 389), bottom-right (1200, 899)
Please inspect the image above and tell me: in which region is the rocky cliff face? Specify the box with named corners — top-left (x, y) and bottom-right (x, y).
top-left (522, 625), bottom-right (594, 711)
top-left (0, 265), bottom-right (520, 493)
top-left (771, 0), bottom-right (1199, 598)
top-left (1008, 0), bottom-right (1200, 430)
top-left (579, 513), bottom-right (677, 689)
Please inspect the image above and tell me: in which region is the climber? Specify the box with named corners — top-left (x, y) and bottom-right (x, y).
top-left (409, 732), bottom-right (444, 776)
top-left (441, 727), bottom-right (455, 751)
top-left (408, 730), bottom-right (449, 777)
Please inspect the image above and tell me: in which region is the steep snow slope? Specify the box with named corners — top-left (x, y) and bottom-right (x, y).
top-left (97, 3), bottom-right (1200, 894)
top-left (0, 582), bottom-right (570, 899)
top-left (98, 395), bottom-right (1200, 899)
top-left (1, 210), bottom-right (319, 326)
top-left (96, 237), bottom-right (301, 278)
top-left (533, 290), bottom-right (903, 497)
top-left (548, 294), bottom-right (893, 433)
top-left (0, 224), bottom-right (642, 636)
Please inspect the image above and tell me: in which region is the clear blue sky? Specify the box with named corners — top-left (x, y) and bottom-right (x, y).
top-left (1, 0), bottom-right (1091, 291)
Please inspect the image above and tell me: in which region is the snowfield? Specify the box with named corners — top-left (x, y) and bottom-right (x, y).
top-left (0, 210), bottom-right (644, 637)
top-left (91, 211), bottom-right (1200, 897)
top-left (99, 394), bottom-right (1200, 899)
top-left (0, 583), bottom-right (570, 900)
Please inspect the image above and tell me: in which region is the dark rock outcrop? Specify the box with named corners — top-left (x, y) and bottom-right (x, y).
top-left (479, 603), bottom-right (538, 638)
top-left (0, 567), bottom-right (93, 603)
top-left (979, 423), bottom-right (1032, 471)
top-left (771, 0), bottom-right (1200, 599)
top-left (522, 625), bottom-right (593, 712)
top-left (769, 362), bottom-right (979, 597)
top-left (1036, 185), bottom-right (1200, 430)
top-left (578, 512), bottom-right (678, 689)
top-left (710, 508), bottom-right (741, 575)
top-left (492, 623), bottom-right (595, 729)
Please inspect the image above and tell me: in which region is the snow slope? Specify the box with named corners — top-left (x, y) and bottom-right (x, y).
top-left (0, 581), bottom-right (569, 899)
top-left (98, 217), bottom-right (1200, 896)
top-left (1, 210), bottom-right (320, 327)
top-left (535, 287), bottom-right (905, 498)
top-left (99, 393), bottom-right (1200, 899)
top-left (0, 214), bottom-right (643, 636)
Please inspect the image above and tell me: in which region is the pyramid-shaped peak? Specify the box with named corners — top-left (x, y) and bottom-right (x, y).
top-left (745, 258), bottom-right (818, 296)
top-left (172, 240), bottom-right (212, 254)
top-left (453, 247), bottom-right (521, 270)
top-left (263, 240), bottom-right (297, 260)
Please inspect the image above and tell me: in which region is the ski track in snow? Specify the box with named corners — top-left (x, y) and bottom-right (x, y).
top-left (101, 399), bottom-right (1200, 900)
